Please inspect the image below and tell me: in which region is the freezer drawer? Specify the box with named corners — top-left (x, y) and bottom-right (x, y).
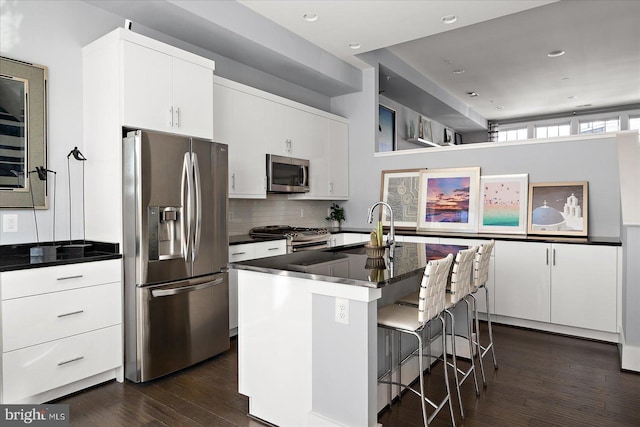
top-left (133, 273), bottom-right (229, 382)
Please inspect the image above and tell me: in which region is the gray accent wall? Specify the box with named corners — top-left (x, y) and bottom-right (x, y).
top-left (332, 67), bottom-right (622, 238)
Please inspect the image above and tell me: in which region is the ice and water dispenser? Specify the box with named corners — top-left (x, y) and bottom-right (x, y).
top-left (148, 206), bottom-right (183, 260)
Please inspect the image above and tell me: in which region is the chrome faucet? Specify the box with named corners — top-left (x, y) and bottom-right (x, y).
top-left (367, 201), bottom-right (395, 258)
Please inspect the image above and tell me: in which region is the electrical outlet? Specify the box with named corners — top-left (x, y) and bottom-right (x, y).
top-left (335, 298), bottom-right (349, 325)
top-left (2, 214), bottom-right (18, 233)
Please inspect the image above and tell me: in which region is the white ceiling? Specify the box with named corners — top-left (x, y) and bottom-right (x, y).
top-left (87, 0), bottom-right (640, 126)
top-left (240, 0), bottom-right (640, 121)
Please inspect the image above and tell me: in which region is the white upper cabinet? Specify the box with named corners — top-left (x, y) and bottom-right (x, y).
top-left (82, 28), bottom-right (215, 244)
top-left (122, 40), bottom-right (214, 139)
top-left (264, 103), bottom-right (307, 157)
top-left (327, 120), bottom-right (349, 199)
top-left (213, 76), bottom-right (349, 200)
top-left (213, 84), bottom-right (266, 198)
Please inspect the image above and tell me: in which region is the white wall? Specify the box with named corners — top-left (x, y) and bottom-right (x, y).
top-left (0, 0), bottom-right (122, 245)
top-left (0, 0), bottom-right (335, 245)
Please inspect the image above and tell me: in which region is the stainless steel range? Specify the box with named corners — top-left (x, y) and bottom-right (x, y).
top-left (250, 225), bottom-right (330, 253)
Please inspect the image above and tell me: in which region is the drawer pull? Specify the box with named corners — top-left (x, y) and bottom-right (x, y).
top-left (56, 275), bottom-right (84, 281)
top-left (232, 252), bottom-right (246, 256)
top-left (58, 356), bottom-right (84, 366)
top-left (268, 247), bottom-right (280, 251)
top-left (57, 310), bottom-right (85, 318)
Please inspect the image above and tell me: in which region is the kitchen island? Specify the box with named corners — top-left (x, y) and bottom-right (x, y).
top-left (231, 242), bottom-right (466, 427)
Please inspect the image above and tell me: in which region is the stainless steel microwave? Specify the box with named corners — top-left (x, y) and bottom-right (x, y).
top-left (266, 154), bottom-right (310, 193)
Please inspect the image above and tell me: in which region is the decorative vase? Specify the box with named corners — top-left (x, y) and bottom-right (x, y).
top-left (331, 220), bottom-right (340, 229)
top-left (364, 244), bottom-right (385, 258)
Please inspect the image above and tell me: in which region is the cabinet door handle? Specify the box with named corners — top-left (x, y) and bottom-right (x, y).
top-left (330, 182), bottom-right (334, 193)
top-left (175, 107), bottom-right (180, 128)
top-left (169, 106), bottom-right (173, 127)
top-left (552, 248), bottom-right (556, 266)
top-left (57, 310), bottom-right (84, 318)
top-left (57, 275), bottom-right (83, 281)
top-left (268, 247), bottom-right (280, 251)
top-left (545, 248), bottom-right (549, 265)
top-left (232, 252), bottom-right (246, 256)
top-left (231, 173), bottom-right (236, 190)
top-left (58, 356), bottom-right (84, 366)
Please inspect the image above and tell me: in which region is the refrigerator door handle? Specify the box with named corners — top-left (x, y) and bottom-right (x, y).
top-left (192, 152), bottom-right (202, 261)
top-left (151, 277), bottom-right (224, 297)
top-left (181, 152), bottom-right (192, 261)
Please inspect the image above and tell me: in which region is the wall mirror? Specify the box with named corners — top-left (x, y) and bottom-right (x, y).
top-left (0, 56), bottom-right (48, 208)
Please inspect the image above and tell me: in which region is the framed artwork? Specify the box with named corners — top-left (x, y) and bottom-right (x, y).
top-left (479, 174), bottom-right (529, 234)
top-left (417, 167), bottom-right (481, 232)
top-left (444, 128), bottom-right (454, 145)
top-left (378, 104), bottom-right (396, 152)
top-left (419, 117), bottom-right (432, 142)
top-left (380, 169), bottom-right (424, 228)
top-left (527, 181), bottom-right (588, 236)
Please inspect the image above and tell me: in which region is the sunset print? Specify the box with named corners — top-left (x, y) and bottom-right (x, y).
top-left (425, 177), bottom-right (471, 223)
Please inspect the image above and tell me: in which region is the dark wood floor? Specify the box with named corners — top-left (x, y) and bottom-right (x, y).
top-left (58, 323), bottom-right (640, 426)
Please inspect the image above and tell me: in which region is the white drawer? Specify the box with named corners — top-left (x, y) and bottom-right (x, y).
top-left (229, 244), bottom-right (256, 262)
top-left (2, 325), bottom-right (122, 404)
top-left (2, 282), bottom-right (122, 352)
top-left (253, 240), bottom-right (286, 258)
top-left (1, 259), bottom-right (121, 300)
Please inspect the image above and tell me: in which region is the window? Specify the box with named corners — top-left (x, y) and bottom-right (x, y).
top-left (535, 123), bottom-right (571, 139)
top-left (497, 127), bottom-right (527, 142)
top-left (630, 116), bottom-right (640, 131)
top-left (579, 118), bottom-right (620, 134)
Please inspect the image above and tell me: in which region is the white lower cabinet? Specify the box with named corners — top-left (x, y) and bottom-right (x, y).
top-left (2, 325), bottom-right (122, 404)
top-left (550, 244), bottom-right (617, 332)
top-left (494, 241), bottom-right (618, 333)
top-left (228, 240), bottom-right (287, 335)
top-left (0, 259), bottom-right (123, 403)
top-left (494, 241), bottom-right (551, 322)
top-left (329, 233), bottom-right (369, 247)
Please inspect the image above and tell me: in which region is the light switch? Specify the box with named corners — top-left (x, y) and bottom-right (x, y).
top-left (2, 214), bottom-right (18, 232)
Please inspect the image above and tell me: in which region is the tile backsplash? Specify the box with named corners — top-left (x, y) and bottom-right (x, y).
top-left (228, 195), bottom-right (334, 236)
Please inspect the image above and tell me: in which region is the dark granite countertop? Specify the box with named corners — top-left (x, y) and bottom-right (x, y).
top-left (229, 234), bottom-right (287, 245)
top-left (230, 242), bottom-right (467, 288)
top-left (333, 227), bottom-right (621, 246)
top-left (0, 241), bottom-right (121, 272)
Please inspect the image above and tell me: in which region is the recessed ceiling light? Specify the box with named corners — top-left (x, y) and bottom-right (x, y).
top-left (303, 13), bottom-right (318, 22)
top-left (576, 104), bottom-right (592, 108)
top-left (452, 69), bottom-right (465, 74)
top-left (348, 42), bottom-right (361, 50)
top-left (567, 95), bottom-right (577, 100)
top-left (441, 15), bottom-right (457, 24)
top-left (561, 77), bottom-right (570, 81)
top-left (466, 91), bottom-right (478, 97)
top-left (547, 50), bottom-right (565, 58)
top-left (496, 106), bottom-right (504, 110)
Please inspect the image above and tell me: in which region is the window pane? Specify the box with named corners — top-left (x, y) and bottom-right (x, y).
top-left (535, 127), bottom-right (547, 138)
top-left (630, 116), bottom-right (640, 130)
top-left (559, 124), bottom-right (571, 136)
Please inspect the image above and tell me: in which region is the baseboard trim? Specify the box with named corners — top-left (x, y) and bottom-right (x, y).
top-left (619, 325), bottom-right (640, 373)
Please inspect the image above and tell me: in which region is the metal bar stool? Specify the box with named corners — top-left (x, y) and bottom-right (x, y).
top-left (468, 240), bottom-right (497, 386)
top-left (378, 254), bottom-right (455, 427)
top-left (397, 247), bottom-right (480, 419)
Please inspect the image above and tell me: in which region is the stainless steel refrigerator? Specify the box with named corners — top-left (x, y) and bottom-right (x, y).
top-left (122, 129), bottom-right (229, 383)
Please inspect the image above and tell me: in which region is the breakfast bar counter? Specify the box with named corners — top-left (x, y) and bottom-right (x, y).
top-left (230, 242), bottom-right (466, 427)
